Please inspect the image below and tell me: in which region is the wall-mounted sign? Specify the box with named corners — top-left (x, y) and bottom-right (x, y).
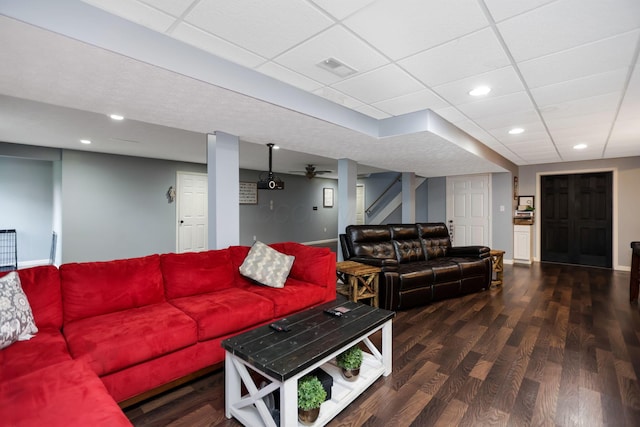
top-left (239, 182), bottom-right (258, 204)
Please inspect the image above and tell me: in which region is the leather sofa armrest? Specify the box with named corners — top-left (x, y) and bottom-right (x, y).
top-left (448, 245), bottom-right (491, 258)
top-left (349, 256), bottom-right (399, 272)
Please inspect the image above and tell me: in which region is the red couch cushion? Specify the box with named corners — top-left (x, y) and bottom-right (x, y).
top-left (0, 265), bottom-right (63, 329)
top-left (160, 249), bottom-right (235, 299)
top-left (0, 360), bottom-right (132, 427)
top-left (0, 328), bottom-right (71, 382)
top-left (271, 242), bottom-right (333, 287)
top-left (60, 254), bottom-right (165, 323)
top-left (170, 288), bottom-right (274, 340)
top-left (64, 302), bottom-right (197, 376)
top-left (248, 277), bottom-right (328, 318)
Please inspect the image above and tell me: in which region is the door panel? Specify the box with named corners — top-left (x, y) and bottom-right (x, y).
top-left (177, 172), bottom-right (208, 253)
top-left (446, 174), bottom-right (490, 247)
top-left (541, 172), bottom-right (611, 267)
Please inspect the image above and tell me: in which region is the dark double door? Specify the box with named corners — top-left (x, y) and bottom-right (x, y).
top-left (540, 172), bottom-right (612, 268)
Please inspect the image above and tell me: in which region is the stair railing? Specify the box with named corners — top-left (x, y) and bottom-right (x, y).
top-left (365, 173), bottom-right (402, 216)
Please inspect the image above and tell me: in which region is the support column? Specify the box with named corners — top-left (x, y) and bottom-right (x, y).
top-left (402, 172), bottom-right (416, 223)
top-left (207, 132), bottom-right (239, 249)
top-left (338, 158), bottom-right (357, 261)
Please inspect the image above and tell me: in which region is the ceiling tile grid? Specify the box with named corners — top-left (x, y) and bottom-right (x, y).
top-left (13, 0), bottom-right (640, 170)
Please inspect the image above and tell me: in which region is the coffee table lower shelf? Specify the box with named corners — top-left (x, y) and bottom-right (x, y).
top-left (225, 320), bottom-right (392, 427)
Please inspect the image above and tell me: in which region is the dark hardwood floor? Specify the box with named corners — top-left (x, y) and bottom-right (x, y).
top-left (124, 262), bottom-right (640, 426)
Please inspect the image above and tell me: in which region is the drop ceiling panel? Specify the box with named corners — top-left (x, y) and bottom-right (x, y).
top-left (549, 127), bottom-right (611, 146)
top-left (489, 124), bottom-right (549, 142)
top-left (517, 30), bottom-right (639, 89)
top-left (472, 110), bottom-right (542, 130)
top-left (372, 89), bottom-right (449, 116)
top-left (81, 0), bottom-right (175, 32)
top-left (352, 104), bottom-right (390, 120)
top-left (432, 66), bottom-right (524, 106)
top-left (343, 0), bottom-right (488, 60)
top-left (313, 87), bottom-right (364, 109)
top-left (616, 68), bottom-right (640, 122)
top-left (273, 25), bottom-right (388, 85)
top-left (456, 92), bottom-right (534, 120)
top-left (331, 64), bottom-right (425, 105)
top-left (171, 23), bottom-right (266, 68)
top-left (136, 0), bottom-right (194, 17)
top-left (558, 145), bottom-right (605, 161)
top-left (399, 28), bottom-right (511, 87)
top-left (484, 0), bottom-right (557, 22)
top-left (505, 139), bottom-right (557, 153)
top-left (544, 112), bottom-right (615, 135)
top-left (257, 62), bottom-right (323, 92)
top-left (184, 0), bottom-right (334, 58)
top-left (497, 0), bottom-right (640, 62)
top-left (432, 107), bottom-right (468, 125)
top-left (539, 92), bottom-right (621, 121)
top-left (310, 0), bottom-right (378, 20)
top-left (530, 68), bottom-right (628, 107)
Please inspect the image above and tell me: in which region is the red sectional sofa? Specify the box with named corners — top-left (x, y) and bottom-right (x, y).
top-left (0, 242), bottom-right (336, 426)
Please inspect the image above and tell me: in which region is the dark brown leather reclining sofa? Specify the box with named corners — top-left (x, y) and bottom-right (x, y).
top-left (340, 223), bottom-right (492, 310)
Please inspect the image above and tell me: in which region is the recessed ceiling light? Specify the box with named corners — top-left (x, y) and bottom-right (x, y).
top-left (573, 143), bottom-right (587, 150)
top-left (109, 114), bottom-right (124, 120)
top-left (80, 139), bottom-right (91, 144)
top-left (508, 127), bottom-right (524, 135)
top-left (469, 86), bottom-right (491, 96)
top-left (273, 145), bottom-right (280, 150)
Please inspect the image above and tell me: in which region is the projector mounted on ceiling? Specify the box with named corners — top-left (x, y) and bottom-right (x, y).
top-left (257, 143), bottom-right (285, 190)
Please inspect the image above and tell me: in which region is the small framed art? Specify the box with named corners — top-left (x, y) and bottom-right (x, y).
top-left (323, 188), bottom-right (334, 208)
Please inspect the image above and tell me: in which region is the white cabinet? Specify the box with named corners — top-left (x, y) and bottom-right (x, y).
top-left (514, 225), bottom-right (532, 264)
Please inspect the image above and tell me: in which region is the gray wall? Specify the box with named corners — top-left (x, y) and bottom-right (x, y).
top-left (238, 169), bottom-right (338, 246)
top-left (61, 150), bottom-right (206, 262)
top-left (491, 172), bottom-right (514, 259)
top-left (4, 147), bottom-right (341, 263)
top-left (426, 177), bottom-right (446, 222)
top-left (518, 156), bottom-right (640, 269)
top-left (0, 156), bottom-right (54, 264)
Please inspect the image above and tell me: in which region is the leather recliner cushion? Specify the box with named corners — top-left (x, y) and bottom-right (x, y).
top-left (397, 262), bottom-right (435, 290)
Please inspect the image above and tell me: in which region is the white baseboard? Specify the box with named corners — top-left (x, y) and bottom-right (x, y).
top-left (302, 238), bottom-right (338, 246)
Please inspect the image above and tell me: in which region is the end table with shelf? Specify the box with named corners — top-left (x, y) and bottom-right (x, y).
top-left (489, 249), bottom-right (505, 287)
top-left (335, 261), bottom-right (381, 308)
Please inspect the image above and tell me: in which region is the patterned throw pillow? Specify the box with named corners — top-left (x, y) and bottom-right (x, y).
top-left (0, 271), bottom-right (38, 349)
top-left (239, 241), bottom-right (295, 288)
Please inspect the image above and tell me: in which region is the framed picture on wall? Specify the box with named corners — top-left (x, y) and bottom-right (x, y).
top-left (518, 195), bottom-right (534, 209)
top-left (323, 188), bottom-right (334, 208)
top-left (239, 182), bottom-right (258, 204)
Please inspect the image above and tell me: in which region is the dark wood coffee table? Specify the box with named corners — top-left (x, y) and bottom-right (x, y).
top-left (222, 299), bottom-right (395, 426)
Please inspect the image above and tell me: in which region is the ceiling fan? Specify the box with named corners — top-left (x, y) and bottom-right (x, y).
top-left (289, 164), bottom-right (332, 179)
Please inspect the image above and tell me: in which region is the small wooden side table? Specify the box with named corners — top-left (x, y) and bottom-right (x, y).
top-left (336, 261), bottom-right (381, 307)
top-left (489, 249), bottom-right (505, 287)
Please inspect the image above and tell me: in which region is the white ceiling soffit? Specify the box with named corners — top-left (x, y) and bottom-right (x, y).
top-left (1, 0), bottom-right (639, 176)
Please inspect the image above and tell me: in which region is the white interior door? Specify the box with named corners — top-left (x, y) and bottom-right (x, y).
top-left (177, 172), bottom-right (208, 253)
top-left (356, 184), bottom-right (365, 225)
top-left (446, 174), bottom-right (490, 246)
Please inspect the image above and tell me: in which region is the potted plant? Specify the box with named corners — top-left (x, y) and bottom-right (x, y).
top-left (298, 375), bottom-right (327, 425)
top-left (336, 345), bottom-right (363, 381)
